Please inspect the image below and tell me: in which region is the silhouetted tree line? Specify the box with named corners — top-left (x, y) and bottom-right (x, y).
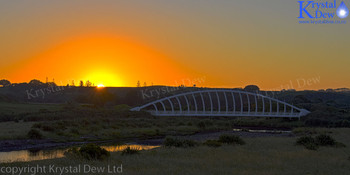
top-left (0, 79), bottom-right (57, 88)
top-left (1, 79), bottom-right (350, 128)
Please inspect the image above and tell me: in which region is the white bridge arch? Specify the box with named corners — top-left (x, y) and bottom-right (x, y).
top-left (131, 89), bottom-right (310, 118)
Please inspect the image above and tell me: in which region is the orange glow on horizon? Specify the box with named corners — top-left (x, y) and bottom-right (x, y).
top-left (5, 35), bottom-right (195, 87)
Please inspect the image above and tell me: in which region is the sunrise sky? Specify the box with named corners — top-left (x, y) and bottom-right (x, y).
top-left (0, 0), bottom-right (349, 90)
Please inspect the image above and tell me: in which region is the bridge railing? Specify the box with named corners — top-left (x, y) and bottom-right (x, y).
top-left (131, 89), bottom-right (310, 118)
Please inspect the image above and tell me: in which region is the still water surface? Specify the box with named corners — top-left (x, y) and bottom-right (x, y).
top-left (0, 144), bottom-right (159, 163)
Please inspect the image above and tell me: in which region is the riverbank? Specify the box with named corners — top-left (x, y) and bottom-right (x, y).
top-left (0, 127), bottom-right (293, 152)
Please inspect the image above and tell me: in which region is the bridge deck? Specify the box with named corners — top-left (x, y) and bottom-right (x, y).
top-left (148, 111), bottom-right (301, 118)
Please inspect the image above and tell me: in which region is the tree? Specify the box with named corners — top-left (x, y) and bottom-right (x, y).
top-left (29, 79), bottom-right (44, 86)
top-left (86, 80), bottom-right (92, 87)
top-left (292, 95), bottom-right (311, 104)
top-left (137, 80), bottom-right (141, 88)
top-left (244, 85), bottom-right (260, 93)
top-left (79, 80), bottom-right (84, 87)
top-left (143, 82), bottom-right (147, 87)
top-left (0, 79), bottom-right (11, 87)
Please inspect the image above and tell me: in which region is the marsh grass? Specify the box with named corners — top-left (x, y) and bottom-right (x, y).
top-left (0, 121), bottom-right (35, 140)
top-left (163, 137), bottom-right (198, 148)
top-left (218, 134), bottom-right (245, 145)
top-left (0, 102), bottom-right (310, 143)
top-left (0, 102), bottom-right (63, 115)
top-left (203, 140), bottom-right (222, 147)
top-left (27, 129), bottom-right (43, 139)
top-left (3, 130), bottom-right (350, 174)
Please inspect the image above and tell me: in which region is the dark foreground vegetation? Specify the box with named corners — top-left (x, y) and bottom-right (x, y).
top-left (0, 103), bottom-right (303, 143)
top-left (2, 128), bottom-right (350, 175)
top-left (296, 134), bottom-right (346, 150)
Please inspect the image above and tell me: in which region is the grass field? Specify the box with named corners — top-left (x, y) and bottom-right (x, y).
top-left (0, 102), bottom-right (349, 174)
top-left (1, 128), bottom-right (350, 175)
top-left (0, 102), bottom-right (304, 142)
top-left (0, 121), bottom-right (36, 140)
top-left (0, 102), bottom-right (63, 115)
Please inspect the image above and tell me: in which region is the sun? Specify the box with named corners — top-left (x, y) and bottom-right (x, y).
top-left (85, 70), bottom-right (123, 87)
top-left (97, 84), bottom-right (105, 88)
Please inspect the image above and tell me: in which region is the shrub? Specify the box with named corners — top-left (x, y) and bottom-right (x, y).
top-left (163, 137), bottom-right (197, 148)
top-left (164, 137), bottom-right (182, 147)
top-left (296, 136), bottom-right (315, 145)
top-left (203, 140), bottom-right (222, 147)
top-left (182, 139), bottom-right (197, 147)
top-left (315, 134), bottom-right (336, 146)
top-left (75, 144), bottom-right (110, 160)
top-left (296, 136), bottom-right (318, 150)
top-left (27, 129), bottom-right (43, 139)
top-left (65, 147), bottom-right (79, 157)
top-left (121, 147), bottom-right (139, 155)
top-left (218, 134), bottom-right (245, 145)
top-left (304, 142), bottom-right (319, 150)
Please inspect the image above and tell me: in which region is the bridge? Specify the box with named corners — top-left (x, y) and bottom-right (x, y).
top-left (130, 89), bottom-right (310, 119)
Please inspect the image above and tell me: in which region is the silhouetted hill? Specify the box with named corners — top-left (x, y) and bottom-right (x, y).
top-left (1, 84), bottom-right (350, 109)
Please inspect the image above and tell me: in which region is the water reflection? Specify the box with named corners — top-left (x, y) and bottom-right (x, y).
top-left (102, 144), bottom-right (159, 152)
top-left (0, 149), bottom-right (66, 163)
top-left (0, 144), bottom-right (159, 163)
